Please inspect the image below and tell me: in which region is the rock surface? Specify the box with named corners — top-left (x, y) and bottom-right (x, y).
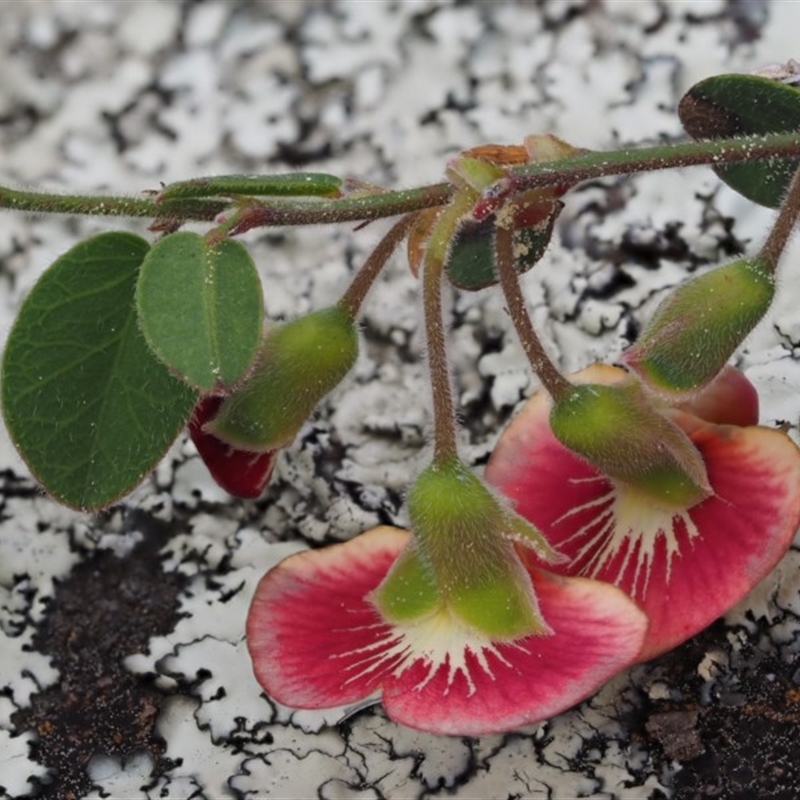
top-left (1, 1), bottom-right (799, 797)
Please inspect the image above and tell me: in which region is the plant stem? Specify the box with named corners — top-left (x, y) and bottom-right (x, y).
top-left (422, 195), bottom-right (475, 465)
top-left (0, 184), bottom-right (227, 223)
top-left (495, 210), bottom-right (571, 402)
top-left (1, 132), bottom-right (800, 230)
top-left (509, 131), bottom-right (800, 190)
top-left (225, 185), bottom-right (452, 232)
top-left (338, 214), bottom-right (417, 319)
top-left (759, 162), bottom-right (800, 270)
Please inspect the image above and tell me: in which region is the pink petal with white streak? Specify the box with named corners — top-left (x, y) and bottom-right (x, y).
top-left (486, 365), bottom-right (800, 660)
top-left (247, 526), bottom-right (647, 735)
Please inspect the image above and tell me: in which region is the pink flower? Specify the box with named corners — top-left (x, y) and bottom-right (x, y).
top-left (486, 364), bottom-right (800, 660)
top-left (247, 523), bottom-right (648, 736)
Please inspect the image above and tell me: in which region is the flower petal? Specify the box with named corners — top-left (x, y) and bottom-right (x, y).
top-left (381, 567), bottom-right (646, 735)
top-left (486, 365), bottom-right (800, 660)
top-left (189, 396), bottom-right (276, 498)
top-left (247, 526), bottom-right (409, 709)
top-left (673, 365), bottom-right (759, 427)
top-left (247, 525), bottom-right (648, 735)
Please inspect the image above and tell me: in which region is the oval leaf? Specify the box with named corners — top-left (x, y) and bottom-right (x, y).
top-left (679, 73), bottom-right (800, 207)
top-left (136, 232), bottom-right (263, 390)
top-left (1, 231), bottom-right (198, 510)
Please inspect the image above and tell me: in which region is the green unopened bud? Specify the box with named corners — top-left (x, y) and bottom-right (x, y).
top-left (623, 257), bottom-right (774, 398)
top-left (550, 381), bottom-right (712, 509)
top-left (208, 306), bottom-right (358, 451)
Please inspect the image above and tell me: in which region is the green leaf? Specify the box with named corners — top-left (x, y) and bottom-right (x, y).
top-left (679, 73), bottom-right (800, 207)
top-left (1, 232), bottom-right (198, 510)
top-left (446, 195), bottom-right (562, 290)
top-left (136, 232), bottom-right (263, 390)
top-left (158, 172), bottom-right (342, 201)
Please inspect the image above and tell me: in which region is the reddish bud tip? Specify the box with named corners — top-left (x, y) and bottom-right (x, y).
top-left (189, 396), bottom-right (276, 498)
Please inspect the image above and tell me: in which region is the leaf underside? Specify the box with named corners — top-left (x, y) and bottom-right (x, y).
top-left (446, 203), bottom-right (561, 290)
top-left (679, 73), bottom-right (800, 208)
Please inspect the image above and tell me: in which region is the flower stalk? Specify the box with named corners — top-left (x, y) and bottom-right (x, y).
top-left (759, 161), bottom-right (800, 270)
top-left (420, 194), bottom-right (475, 464)
top-left (338, 213), bottom-right (417, 319)
top-left (494, 210), bottom-right (572, 401)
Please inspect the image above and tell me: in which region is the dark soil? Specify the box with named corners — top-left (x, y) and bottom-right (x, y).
top-left (11, 510), bottom-right (187, 800)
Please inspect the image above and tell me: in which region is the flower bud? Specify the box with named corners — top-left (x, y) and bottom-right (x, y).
top-left (623, 257), bottom-right (774, 399)
top-left (207, 306), bottom-right (358, 451)
top-left (189, 395), bottom-right (276, 498)
top-left (549, 380), bottom-right (712, 509)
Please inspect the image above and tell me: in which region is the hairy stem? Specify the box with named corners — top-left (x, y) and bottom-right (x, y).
top-left (338, 214), bottom-right (417, 319)
top-left (422, 194), bottom-right (475, 465)
top-left (0, 184), bottom-right (227, 223)
top-left (759, 162), bottom-right (800, 270)
top-left (510, 131), bottom-right (800, 190)
top-left (225, 185), bottom-right (452, 232)
top-left (1, 132), bottom-right (799, 229)
top-left (423, 248), bottom-right (456, 465)
top-left (495, 211), bottom-right (571, 401)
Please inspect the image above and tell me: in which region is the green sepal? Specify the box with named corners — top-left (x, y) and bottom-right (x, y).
top-left (624, 257), bottom-right (774, 398)
top-left (550, 381), bottom-right (711, 509)
top-left (447, 562), bottom-right (549, 640)
top-left (208, 305), bottom-right (358, 451)
top-left (405, 458), bottom-right (551, 639)
top-left (679, 73), bottom-right (800, 207)
top-left (504, 514), bottom-right (564, 563)
top-left (371, 544), bottom-right (441, 622)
